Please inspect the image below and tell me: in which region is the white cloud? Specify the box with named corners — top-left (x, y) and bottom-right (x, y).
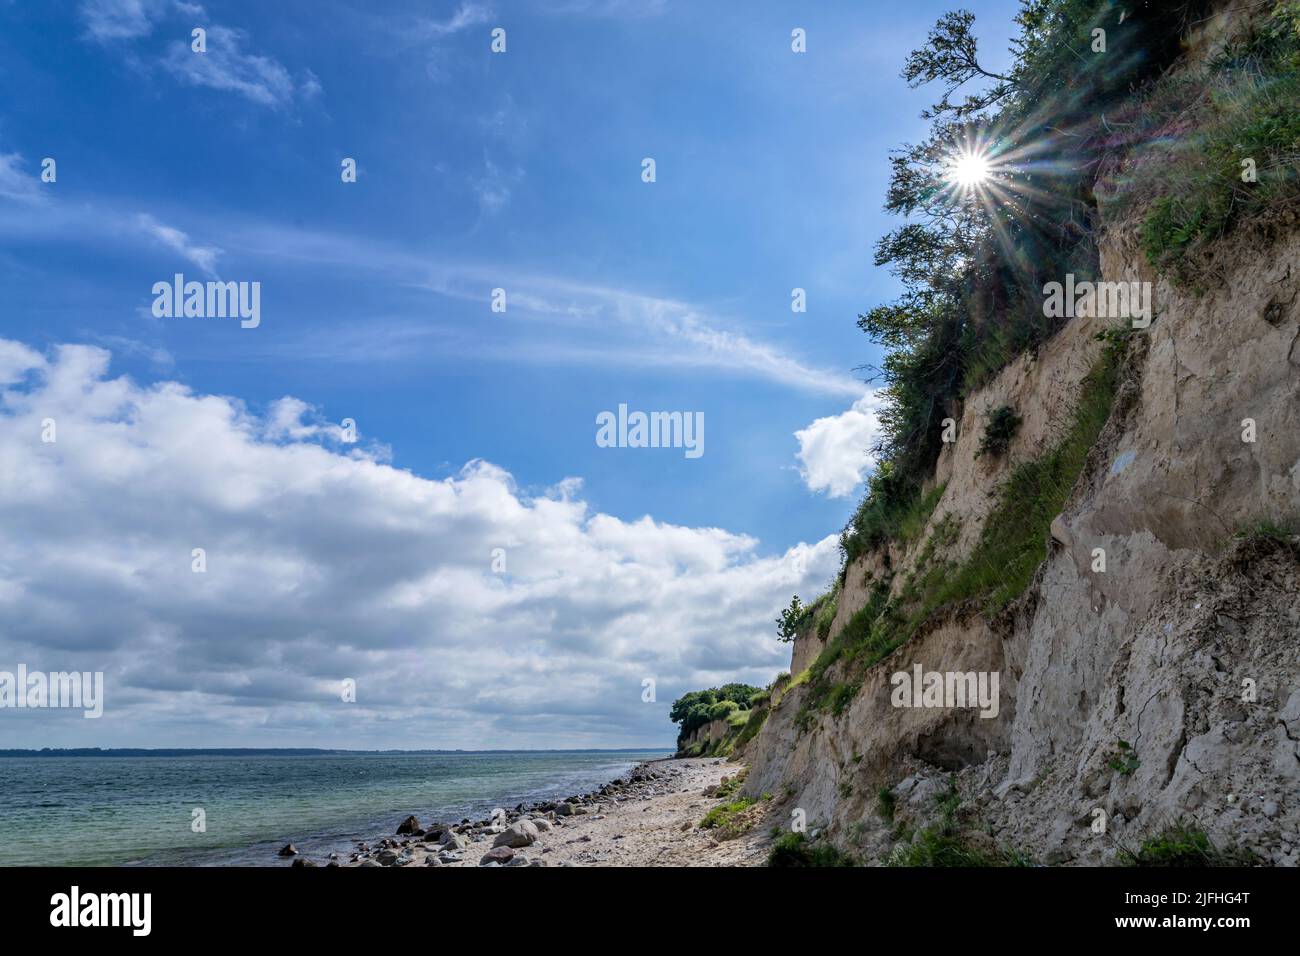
top-left (413, 2), bottom-right (494, 38)
top-left (79, 0), bottom-right (168, 42)
top-left (0, 153), bottom-right (42, 204)
top-left (0, 337), bottom-right (840, 748)
top-left (794, 392), bottom-right (882, 497)
top-left (80, 2), bottom-right (318, 108)
top-left (135, 213), bottom-right (221, 275)
top-left (160, 25), bottom-right (313, 108)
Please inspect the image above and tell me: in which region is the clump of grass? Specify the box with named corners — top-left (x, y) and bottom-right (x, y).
top-left (886, 828), bottom-right (1034, 867)
top-left (1119, 822), bottom-right (1257, 867)
top-left (766, 832), bottom-right (855, 867)
top-left (876, 787), bottom-right (897, 823)
top-left (887, 777), bottom-right (1032, 866)
top-left (976, 405), bottom-right (1022, 459)
top-left (714, 769), bottom-right (748, 799)
top-left (699, 798), bottom-right (759, 839)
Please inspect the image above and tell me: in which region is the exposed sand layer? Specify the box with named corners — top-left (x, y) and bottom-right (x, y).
top-left (314, 758), bottom-right (774, 868)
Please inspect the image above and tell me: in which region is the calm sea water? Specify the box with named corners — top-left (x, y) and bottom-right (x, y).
top-left (0, 750), bottom-right (671, 866)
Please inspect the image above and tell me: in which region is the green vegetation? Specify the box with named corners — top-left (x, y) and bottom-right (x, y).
top-left (669, 684), bottom-right (762, 750)
top-left (877, 787), bottom-right (897, 823)
top-left (801, 336), bottom-right (1128, 721)
top-left (839, 0), bottom-right (1205, 575)
top-left (714, 770), bottom-right (747, 799)
top-left (1107, 739), bottom-right (1140, 776)
top-left (886, 775), bottom-right (1033, 866)
top-left (775, 595), bottom-right (807, 642)
top-left (767, 832), bottom-right (856, 867)
top-left (1121, 3), bottom-right (1300, 281)
top-left (708, 699), bottom-right (740, 721)
top-left (698, 798), bottom-right (759, 839)
top-left (976, 405), bottom-right (1022, 459)
top-left (1120, 823), bottom-right (1257, 867)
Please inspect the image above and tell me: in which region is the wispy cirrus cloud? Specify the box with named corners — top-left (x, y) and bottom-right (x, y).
top-left (135, 212), bottom-right (221, 275)
top-left (159, 25), bottom-right (319, 108)
top-left (79, 1), bottom-right (319, 109)
top-left (0, 152), bottom-right (43, 204)
top-left (78, 0), bottom-right (169, 42)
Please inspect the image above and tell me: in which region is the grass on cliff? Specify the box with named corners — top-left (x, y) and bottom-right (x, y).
top-left (1119, 823), bottom-right (1258, 867)
top-left (699, 798), bottom-right (760, 840)
top-left (1107, 3), bottom-right (1300, 280)
top-left (799, 335), bottom-right (1128, 723)
top-left (767, 832), bottom-right (855, 867)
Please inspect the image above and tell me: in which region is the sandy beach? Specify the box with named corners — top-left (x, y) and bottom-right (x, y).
top-left (321, 757), bottom-right (773, 868)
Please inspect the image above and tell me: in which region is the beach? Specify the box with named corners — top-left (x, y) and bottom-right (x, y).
top-left (324, 757), bottom-right (772, 868)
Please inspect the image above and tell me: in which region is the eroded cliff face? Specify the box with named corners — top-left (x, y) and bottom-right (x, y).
top-left (742, 25), bottom-right (1300, 861)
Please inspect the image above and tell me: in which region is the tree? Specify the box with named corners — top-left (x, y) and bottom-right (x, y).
top-left (775, 596), bottom-right (808, 642)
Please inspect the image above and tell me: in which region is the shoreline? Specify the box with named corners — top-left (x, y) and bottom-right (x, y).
top-left (302, 757), bottom-right (771, 868)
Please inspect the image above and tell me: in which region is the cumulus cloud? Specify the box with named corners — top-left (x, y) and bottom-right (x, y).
top-left (0, 338), bottom-right (839, 749)
top-left (794, 392), bottom-right (882, 498)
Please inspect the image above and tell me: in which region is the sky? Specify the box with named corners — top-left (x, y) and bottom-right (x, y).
top-left (0, 0), bottom-right (1021, 749)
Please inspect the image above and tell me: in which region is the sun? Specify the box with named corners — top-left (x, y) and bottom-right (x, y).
top-left (947, 149), bottom-right (992, 189)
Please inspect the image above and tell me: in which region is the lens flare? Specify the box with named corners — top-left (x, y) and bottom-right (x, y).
top-left (947, 149), bottom-right (992, 188)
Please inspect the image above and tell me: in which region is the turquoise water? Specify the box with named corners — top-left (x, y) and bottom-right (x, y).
top-left (0, 750), bottom-right (670, 866)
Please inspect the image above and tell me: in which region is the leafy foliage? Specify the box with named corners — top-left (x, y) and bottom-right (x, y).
top-left (845, 0), bottom-right (1210, 573)
top-left (669, 684), bottom-right (762, 746)
top-left (775, 595), bottom-right (808, 643)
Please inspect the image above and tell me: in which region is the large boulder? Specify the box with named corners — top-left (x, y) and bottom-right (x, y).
top-left (396, 815), bottom-right (422, 835)
top-left (492, 820), bottom-right (540, 848)
top-left (440, 831), bottom-right (469, 850)
top-left (554, 802), bottom-right (576, 817)
top-left (479, 846), bottom-right (515, 866)
top-left (277, 844), bottom-right (298, 857)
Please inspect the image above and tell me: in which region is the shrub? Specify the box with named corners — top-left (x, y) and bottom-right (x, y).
top-left (877, 787), bottom-right (897, 823)
top-left (708, 700), bottom-right (740, 721)
top-left (976, 405), bottom-right (1022, 459)
top-left (767, 832), bottom-right (855, 867)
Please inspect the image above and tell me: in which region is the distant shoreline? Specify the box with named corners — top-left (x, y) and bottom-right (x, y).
top-left (0, 747), bottom-right (676, 758)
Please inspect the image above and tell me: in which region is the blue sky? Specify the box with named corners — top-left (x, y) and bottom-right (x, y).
top-left (0, 0), bottom-right (1022, 748)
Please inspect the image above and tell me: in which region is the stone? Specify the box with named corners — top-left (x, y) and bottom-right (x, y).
top-left (396, 815), bottom-right (421, 835)
top-left (479, 846), bottom-right (515, 865)
top-left (493, 820), bottom-right (539, 848)
top-left (277, 843), bottom-right (298, 857)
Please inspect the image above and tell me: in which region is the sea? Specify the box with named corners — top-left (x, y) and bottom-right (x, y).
top-left (0, 749), bottom-right (671, 866)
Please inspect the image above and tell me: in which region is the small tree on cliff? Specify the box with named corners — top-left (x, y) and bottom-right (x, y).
top-left (776, 595), bottom-right (807, 642)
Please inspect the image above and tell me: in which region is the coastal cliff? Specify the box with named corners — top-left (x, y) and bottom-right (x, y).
top-left (679, 0), bottom-right (1300, 866)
